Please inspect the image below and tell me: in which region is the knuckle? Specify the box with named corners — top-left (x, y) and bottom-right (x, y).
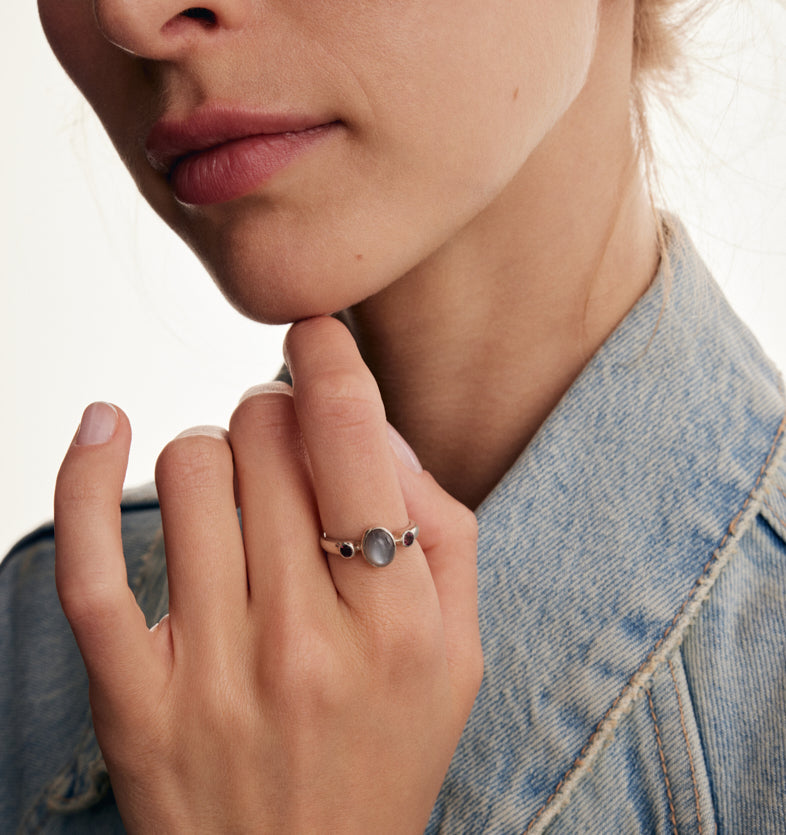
top-left (362, 607), bottom-right (443, 674)
top-left (155, 434), bottom-right (232, 499)
top-left (55, 468), bottom-right (109, 512)
top-left (419, 474), bottom-right (479, 550)
top-left (438, 502), bottom-right (479, 550)
top-left (263, 629), bottom-right (349, 712)
top-left (195, 658), bottom-right (248, 723)
top-left (57, 579), bottom-right (125, 635)
top-left (230, 390), bottom-right (299, 450)
top-left (454, 505), bottom-right (479, 545)
top-left (298, 367), bottom-right (382, 436)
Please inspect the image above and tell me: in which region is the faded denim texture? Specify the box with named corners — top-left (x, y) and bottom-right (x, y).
top-left (2, 221), bottom-right (785, 832)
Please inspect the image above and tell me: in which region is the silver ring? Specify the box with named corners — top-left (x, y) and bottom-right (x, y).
top-left (321, 521), bottom-right (419, 568)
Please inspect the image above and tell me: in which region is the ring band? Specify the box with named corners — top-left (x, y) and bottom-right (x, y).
top-left (321, 521), bottom-right (419, 568)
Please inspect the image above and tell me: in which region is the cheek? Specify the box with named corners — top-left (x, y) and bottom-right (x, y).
top-left (38, 1), bottom-right (106, 94)
top-left (38, 0), bottom-right (143, 164)
top-left (452, 5), bottom-right (599, 178)
top-left (354, 2), bottom-right (600, 208)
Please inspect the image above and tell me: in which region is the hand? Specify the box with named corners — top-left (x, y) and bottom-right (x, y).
top-left (54, 316), bottom-right (482, 833)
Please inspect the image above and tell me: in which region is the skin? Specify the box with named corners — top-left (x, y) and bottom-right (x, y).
top-left (45, 0), bottom-right (660, 829)
top-left (56, 327), bottom-right (482, 832)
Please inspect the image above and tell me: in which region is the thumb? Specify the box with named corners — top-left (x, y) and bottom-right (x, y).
top-left (386, 424), bottom-right (483, 706)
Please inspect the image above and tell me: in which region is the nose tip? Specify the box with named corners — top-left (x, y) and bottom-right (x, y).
top-left (92, 0), bottom-right (247, 59)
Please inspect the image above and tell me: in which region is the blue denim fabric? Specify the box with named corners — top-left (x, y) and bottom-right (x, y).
top-left (2, 220), bottom-right (785, 833)
top-left (0, 486), bottom-right (166, 834)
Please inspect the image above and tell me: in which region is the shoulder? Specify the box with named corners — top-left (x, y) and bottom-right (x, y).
top-left (0, 484), bottom-right (165, 833)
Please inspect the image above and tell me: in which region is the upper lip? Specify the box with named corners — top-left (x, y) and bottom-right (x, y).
top-left (145, 105), bottom-right (337, 173)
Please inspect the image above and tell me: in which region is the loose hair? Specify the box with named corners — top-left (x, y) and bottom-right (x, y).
top-left (630, 0), bottom-right (715, 265)
top-left (633, 0), bottom-right (694, 88)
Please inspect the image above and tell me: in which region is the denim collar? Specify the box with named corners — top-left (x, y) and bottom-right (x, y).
top-left (431, 219), bottom-right (786, 831)
top-left (46, 221), bottom-right (786, 828)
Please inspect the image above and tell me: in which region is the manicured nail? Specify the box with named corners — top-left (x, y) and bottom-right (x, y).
top-left (387, 423), bottom-right (423, 473)
top-left (75, 402), bottom-right (118, 446)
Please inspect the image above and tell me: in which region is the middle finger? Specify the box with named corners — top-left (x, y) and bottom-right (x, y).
top-left (285, 317), bottom-right (432, 612)
top-left (229, 382), bottom-right (333, 615)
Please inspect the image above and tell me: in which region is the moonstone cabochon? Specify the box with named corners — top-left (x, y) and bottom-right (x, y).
top-left (361, 527), bottom-right (397, 567)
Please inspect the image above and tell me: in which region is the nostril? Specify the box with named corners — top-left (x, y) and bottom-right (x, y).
top-left (179, 8), bottom-right (218, 26)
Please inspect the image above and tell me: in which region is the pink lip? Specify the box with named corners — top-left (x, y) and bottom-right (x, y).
top-left (145, 106), bottom-right (339, 205)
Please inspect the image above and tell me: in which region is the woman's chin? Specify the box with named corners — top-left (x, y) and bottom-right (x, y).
top-left (196, 250), bottom-right (376, 326)
top-left (178, 213), bottom-right (410, 326)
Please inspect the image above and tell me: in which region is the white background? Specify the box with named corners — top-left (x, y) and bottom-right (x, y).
top-left (2, 3), bottom-right (785, 557)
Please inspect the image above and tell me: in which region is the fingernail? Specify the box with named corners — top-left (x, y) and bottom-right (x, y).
top-left (238, 381), bottom-right (292, 405)
top-left (387, 423), bottom-right (423, 473)
top-left (75, 402), bottom-right (118, 446)
top-left (174, 425), bottom-right (228, 441)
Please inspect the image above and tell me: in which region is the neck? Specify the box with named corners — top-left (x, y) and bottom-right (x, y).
top-left (344, 2), bottom-right (659, 509)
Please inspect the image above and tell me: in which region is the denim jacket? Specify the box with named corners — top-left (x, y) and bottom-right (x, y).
top-left (2, 221), bottom-right (785, 833)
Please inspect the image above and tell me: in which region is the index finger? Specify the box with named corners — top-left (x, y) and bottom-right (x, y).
top-left (284, 317), bottom-right (433, 611)
top-left (54, 403), bottom-right (162, 716)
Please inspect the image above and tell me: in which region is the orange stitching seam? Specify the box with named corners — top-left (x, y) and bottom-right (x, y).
top-left (647, 688), bottom-right (678, 833)
top-left (668, 658), bottom-right (703, 834)
top-left (524, 409), bottom-right (786, 832)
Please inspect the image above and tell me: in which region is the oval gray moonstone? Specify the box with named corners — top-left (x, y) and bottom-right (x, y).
top-left (361, 527), bottom-right (396, 568)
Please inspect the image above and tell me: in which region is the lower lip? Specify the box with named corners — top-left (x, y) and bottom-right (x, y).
top-left (169, 123), bottom-right (337, 206)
